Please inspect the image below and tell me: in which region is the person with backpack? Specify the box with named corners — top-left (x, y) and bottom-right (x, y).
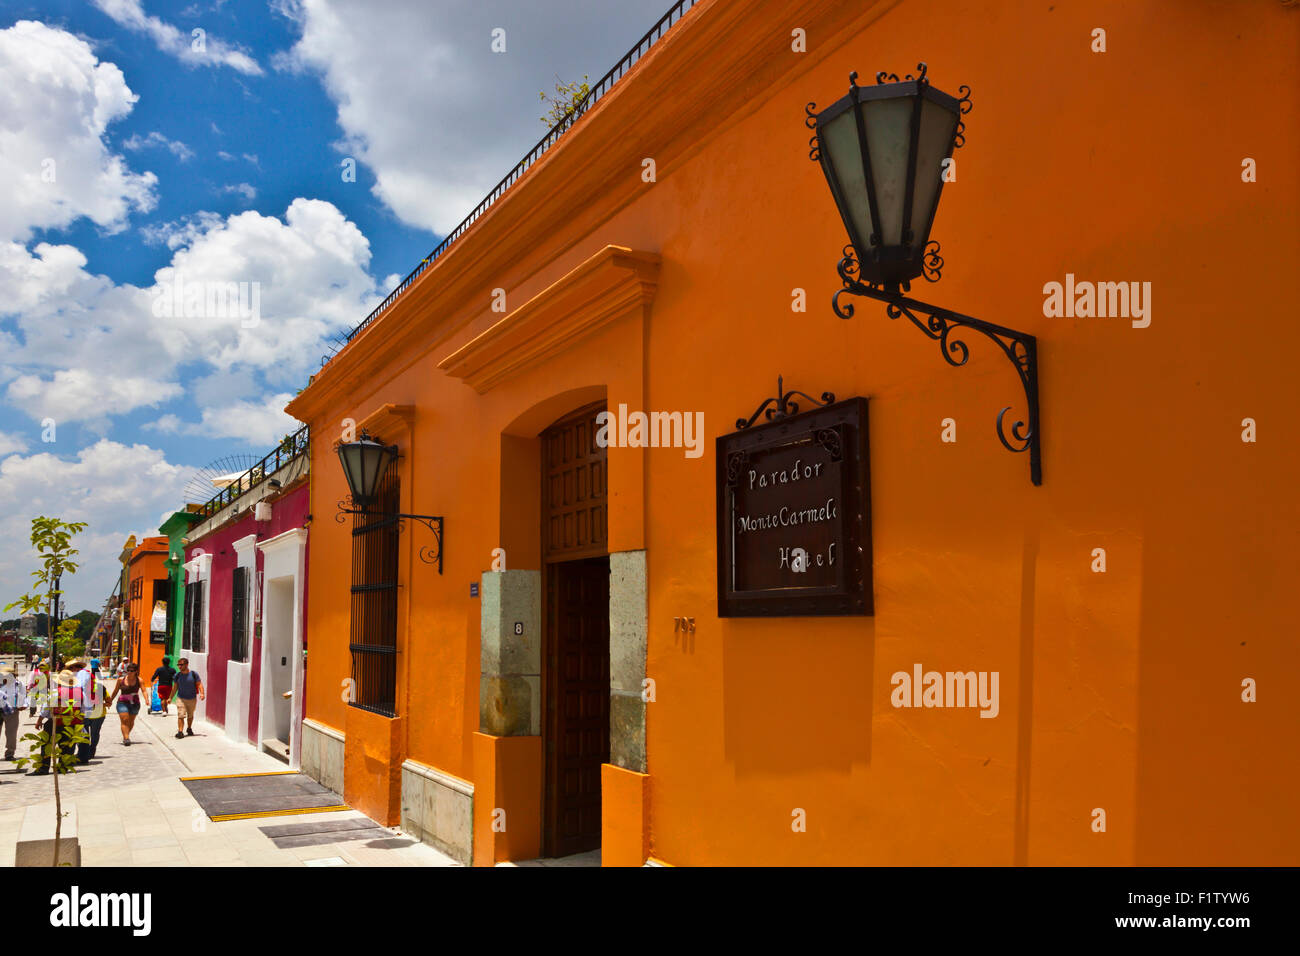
top-left (172, 658), bottom-right (204, 738)
top-left (72, 658), bottom-right (107, 759)
top-left (151, 657), bottom-right (177, 717)
top-left (32, 669), bottom-right (85, 772)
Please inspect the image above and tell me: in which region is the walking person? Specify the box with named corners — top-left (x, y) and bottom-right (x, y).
top-left (1, 666), bottom-right (26, 760)
top-left (172, 658), bottom-right (204, 739)
top-left (64, 660), bottom-right (95, 765)
top-left (32, 669), bottom-right (85, 773)
top-left (25, 660), bottom-right (45, 718)
top-left (151, 657), bottom-right (176, 717)
top-left (75, 658), bottom-right (107, 759)
top-left (105, 663), bottom-right (144, 745)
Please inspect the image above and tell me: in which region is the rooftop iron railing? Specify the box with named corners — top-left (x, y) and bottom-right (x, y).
top-left (318, 0), bottom-right (701, 370)
top-left (197, 424), bottom-right (310, 520)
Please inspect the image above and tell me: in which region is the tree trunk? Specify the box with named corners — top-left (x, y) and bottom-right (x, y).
top-left (48, 596), bottom-right (61, 867)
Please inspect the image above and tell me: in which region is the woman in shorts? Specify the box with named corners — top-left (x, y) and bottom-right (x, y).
top-left (106, 662), bottom-right (144, 745)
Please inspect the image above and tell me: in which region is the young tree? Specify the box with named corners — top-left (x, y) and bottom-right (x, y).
top-left (4, 516), bottom-right (89, 866)
top-left (54, 618), bottom-right (86, 661)
top-left (539, 73), bottom-right (591, 129)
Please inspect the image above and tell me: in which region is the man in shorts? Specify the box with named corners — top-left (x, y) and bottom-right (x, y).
top-left (152, 656), bottom-right (177, 716)
top-left (173, 658), bottom-right (204, 738)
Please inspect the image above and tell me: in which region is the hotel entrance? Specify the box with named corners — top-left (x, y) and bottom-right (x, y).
top-left (541, 403), bottom-right (610, 858)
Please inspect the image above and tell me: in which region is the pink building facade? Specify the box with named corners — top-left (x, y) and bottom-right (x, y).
top-left (182, 457), bottom-right (310, 765)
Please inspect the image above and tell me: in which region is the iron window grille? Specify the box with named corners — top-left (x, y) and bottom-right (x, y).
top-left (231, 566), bottom-right (250, 664)
top-left (185, 583), bottom-right (206, 654)
top-left (348, 455), bottom-right (400, 718)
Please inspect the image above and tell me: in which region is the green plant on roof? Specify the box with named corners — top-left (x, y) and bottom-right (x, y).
top-left (540, 74), bottom-right (591, 128)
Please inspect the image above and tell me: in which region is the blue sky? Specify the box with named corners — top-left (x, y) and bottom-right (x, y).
top-left (0, 0), bottom-right (669, 612)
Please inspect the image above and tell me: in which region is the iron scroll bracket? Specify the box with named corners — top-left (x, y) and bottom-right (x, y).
top-left (833, 253), bottom-right (1042, 486)
top-left (336, 498), bottom-right (444, 573)
top-left (736, 376), bottom-right (836, 430)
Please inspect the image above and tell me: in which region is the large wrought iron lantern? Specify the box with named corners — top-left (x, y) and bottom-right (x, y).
top-left (335, 430), bottom-right (445, 571)
top-left (336, 432), bottom-right (395, 506)
top-left (811, 65), bottom-right (966, 293)
top-left (808, 64), bottom-right (1043, 486)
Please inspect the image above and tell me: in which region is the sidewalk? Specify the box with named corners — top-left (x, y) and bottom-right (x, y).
top-left (0, 682), bottom-right (459, 867)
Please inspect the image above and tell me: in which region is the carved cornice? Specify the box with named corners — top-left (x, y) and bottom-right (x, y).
top-left (356, 404), bottom-right (415, 446)
top-left (437, 246), bottom-right (659, 393)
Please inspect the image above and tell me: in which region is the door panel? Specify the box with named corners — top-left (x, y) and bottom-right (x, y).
top-left (543, 403), bottom-right (608, 562)
top-left (544, 556), bottom-right (610, 857)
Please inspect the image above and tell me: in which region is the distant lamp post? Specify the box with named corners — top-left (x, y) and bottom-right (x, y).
top-left (807, 65), bottom-right (1042, 485)
top-left (335, 430), bottom-right (444, 572)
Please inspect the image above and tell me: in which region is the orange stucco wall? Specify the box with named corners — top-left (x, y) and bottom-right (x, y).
top-left (290, 0), bottom-right (1300, 864)
top-left (127, 538), bottom-right (171, 682)
top-left (473, 732), bottom-right (542, 866)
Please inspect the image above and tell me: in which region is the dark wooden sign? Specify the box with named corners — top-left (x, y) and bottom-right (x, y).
top-left (717, 395), bottom-right (871, 616)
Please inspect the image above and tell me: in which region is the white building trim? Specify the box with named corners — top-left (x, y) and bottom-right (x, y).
top-left (226, 534), bottom-right (258, 744)
top-left (182, 550), bottom-right (211, 723)
top-left (257, 527), bottom-right (307, 769)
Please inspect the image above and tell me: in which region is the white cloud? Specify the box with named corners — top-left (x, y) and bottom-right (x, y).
top-left (0, 440), bottom-right (193, 612)
top-left (5, 370), bottom-right (182, 431)
top-left (142, 413), bottom-right (183, 434)
top-left (1, 199), bottom-right (383, 423)
top-left (275, 0), bottom-right (669, 234)
top-left (93, 0), bottom-right (263, 75)
top-left (138, 211), bottom-right (225, 248)
top-left (0, 431), bottom-right (28, 457)
top-left (0, 20), bottom-right (157, 241)
top-left (123, 130), bottom-right (195, 161)
top-left (142, 388), bottom-right (301, 447)
top-left (222, 182), bottom-right (257, 201)
top-left (173, 393), bottom-right (299, 446)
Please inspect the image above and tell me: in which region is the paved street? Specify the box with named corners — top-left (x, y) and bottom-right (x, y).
top-left (0, 673), bottom-right (458, 867)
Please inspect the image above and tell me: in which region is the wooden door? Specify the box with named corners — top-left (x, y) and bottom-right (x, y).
top-left (542, 402), bottom-right (609, 857)
top-left (544, 556), bottom-right (610, 857)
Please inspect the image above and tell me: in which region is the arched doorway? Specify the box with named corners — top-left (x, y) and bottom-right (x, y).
top-left (541, 401), bottom-right (610, 857)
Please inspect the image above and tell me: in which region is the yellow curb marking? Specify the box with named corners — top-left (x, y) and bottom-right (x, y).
top-left (209, 805), bottom-right (350, 822)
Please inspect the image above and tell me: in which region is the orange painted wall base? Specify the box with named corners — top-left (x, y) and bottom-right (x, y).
top-left (472, 732), bottom-right (541, 866)
top-left (344, 708), bottom-right (404, 825)
top-left (601, 763), bottom-right (649, 867)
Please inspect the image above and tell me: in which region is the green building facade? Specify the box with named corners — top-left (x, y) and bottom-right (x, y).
top-left (158, 510), bottom-right (201, 664)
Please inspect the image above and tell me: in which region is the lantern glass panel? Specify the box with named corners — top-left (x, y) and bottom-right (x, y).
top-left (909, 97), bottom-right (961, 246)
top-left (337, 443), bottom-right (363, 497)
top-left (861, 96), bottom-right (912, 247)
top-left (338, 439), bottom-right (392, 503)
top-left (361, 443), bottom-right (389, 501)
top-left (821, 109), bottom-right (873, 255)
